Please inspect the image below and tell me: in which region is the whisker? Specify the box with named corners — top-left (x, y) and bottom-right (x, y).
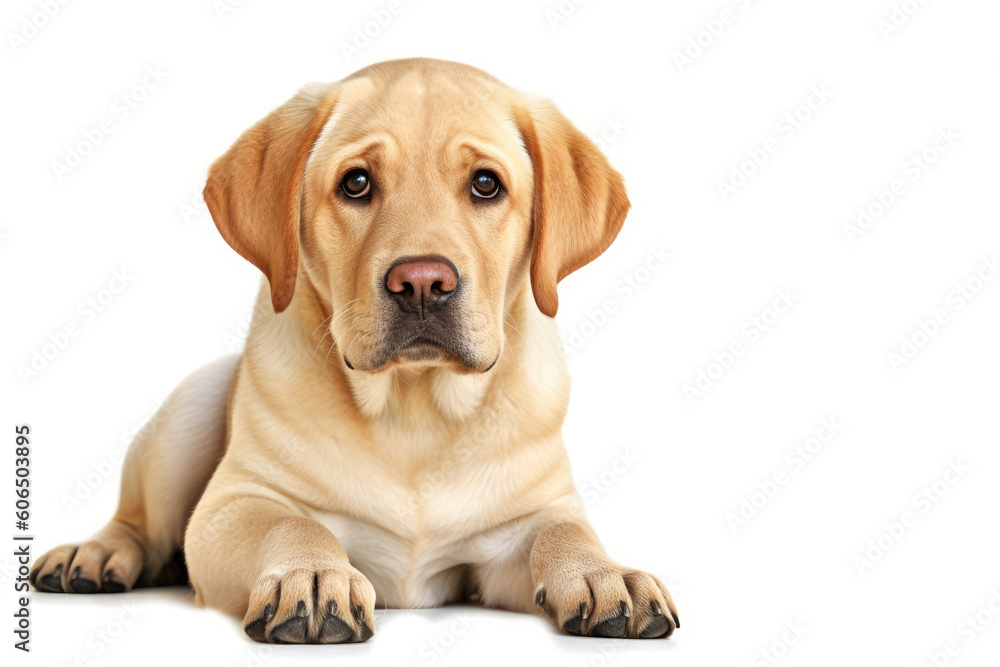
top-left (331, 315), bottom-right (372, 345)
top-left (483, 300), bottom-right (525, 341)
top-left (330, 300), bottom-right (362, 329)
top-left (477, 311), bottom-right (525, 348)
top-left (394, 370), bottom-right (403, 404)
top-left (484, 299), bottom-right (521, 330)
top-left (311, 327), bottom-right (335, 361)
top-left (340, 331), bottom-right (363, 367)
top-left (310, 297), bottom-right (359, 338)
top-left (323, 318), bottom-right (368, 368)
top-left (310, 300), bottom-right (364, 361)
top-left (501, 332), bottom-right (516, 372)
top-left (311, 308), bottom-right (368, 361)
top-left (343, 331), bottom-right (372, 373)
top-left (311, 314), bottom-right (335, 338)
top-left (309, 313), bottom-right (340, 359)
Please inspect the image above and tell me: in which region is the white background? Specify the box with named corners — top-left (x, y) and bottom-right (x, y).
top-left (3, 1), bottom-right (1000, 666)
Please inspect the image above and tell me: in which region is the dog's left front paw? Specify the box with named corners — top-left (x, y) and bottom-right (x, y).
top-left (534, 566), bottom-right (679, 639)
top-left (242, 564), bottom-right (375, 644)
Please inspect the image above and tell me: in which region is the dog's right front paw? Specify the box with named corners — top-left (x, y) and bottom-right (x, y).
top-left (243, 564), bottom-right (375, 644)
top-left (30, 531), bottom-right (144, 594)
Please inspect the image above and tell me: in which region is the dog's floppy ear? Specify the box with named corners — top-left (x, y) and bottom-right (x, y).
top-left (203, 84), bottom-right (338, 314)
top-left (514, 95), bottom-right (630, 318)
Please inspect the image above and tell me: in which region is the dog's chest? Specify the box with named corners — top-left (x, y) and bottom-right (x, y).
top-left (293, 387), bottom-right (560, 608)
top-left (304, 426), bottom-right (525, 608)
top-left (310, 510), bottom-right (472, 608)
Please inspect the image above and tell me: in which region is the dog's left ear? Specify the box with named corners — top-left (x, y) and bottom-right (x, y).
top-left (203, 83), bottom-right (339, 314)
top-left (514, 95), bottom-right (630, 318)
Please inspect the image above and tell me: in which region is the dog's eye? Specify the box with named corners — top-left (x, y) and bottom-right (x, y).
top-left (471, 170), bottom-right (501, 199)
top-left (341, 169), bottom-right (371, 198)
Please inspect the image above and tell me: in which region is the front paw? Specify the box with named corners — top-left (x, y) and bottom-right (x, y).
top-left (243, 564), bottom-right (375, 644)
top-left (535, 566), bottom-right (678, 639)
top-left (30, 529), bottom-right (145, 594)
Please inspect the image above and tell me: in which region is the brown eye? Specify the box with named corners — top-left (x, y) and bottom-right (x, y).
top-left (342, 169), bottom-right (371, 198)
top-left (471, 170), bottom-right (500, 199)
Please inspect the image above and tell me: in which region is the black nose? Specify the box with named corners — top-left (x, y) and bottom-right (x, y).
top-left (385, 257), bottom-right (460, 318)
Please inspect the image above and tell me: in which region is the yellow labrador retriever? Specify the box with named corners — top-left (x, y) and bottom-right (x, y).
top-left (30, 58), bottom-right (678, 643)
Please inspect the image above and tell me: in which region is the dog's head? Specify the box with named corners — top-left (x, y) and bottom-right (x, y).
top-left (205, 58), bottom-right (628, 377)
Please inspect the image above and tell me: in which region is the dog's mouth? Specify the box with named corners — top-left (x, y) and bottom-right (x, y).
top-left (345, 333), bottom-right (478, 372)
top-left (339, 285), bottom-right (492, 372)
top-left (393, 337), bottom-right (455, 363)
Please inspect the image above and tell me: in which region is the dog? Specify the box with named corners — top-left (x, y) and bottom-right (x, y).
top-left (30, 58), bottom-right (679, 643)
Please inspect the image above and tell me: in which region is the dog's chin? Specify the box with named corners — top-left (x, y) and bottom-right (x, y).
top-left (349, 337), bottom-right (483, 374)
top-left (394, 341), bottom-right (452, 364)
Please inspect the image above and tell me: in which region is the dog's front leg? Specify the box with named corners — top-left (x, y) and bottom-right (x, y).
top-left (185, 492), bottom-right (375, 644)
top-left (530, 521), bottom-right (679, 639)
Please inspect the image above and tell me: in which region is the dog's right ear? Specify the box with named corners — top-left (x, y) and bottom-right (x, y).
top-left (203, 84), bottom-right (338, 314)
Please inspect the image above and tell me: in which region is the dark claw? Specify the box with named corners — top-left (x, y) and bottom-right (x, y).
top-left (245, 618), bottom-right (268, 642)
top-left (650, 598), bottom-right (679, 631)
top-left (592, 601), bottom-right (629, 638)
top-left (562, 602), bottom-right (587, 635)
top-left (244, 603), bottom-right (272, 642)
top-left (356, 622), bottom-right (374, 642)
top-left (38, 564), bottom-right (64, 592)
top-left (353, 604), bottom-right (374, 642)
top-left (295, 600), bottom-right (307, 617)
top-left (102, 572), bottom-right (125, 593)
top-left (69, 573), bottom-right (99, 593)
top-left (319, 612), bottom-right (353, 643)
top-left (639, 614), bottom-right (671, 638)
top-left (271, 616), bottom-right (309, 644)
